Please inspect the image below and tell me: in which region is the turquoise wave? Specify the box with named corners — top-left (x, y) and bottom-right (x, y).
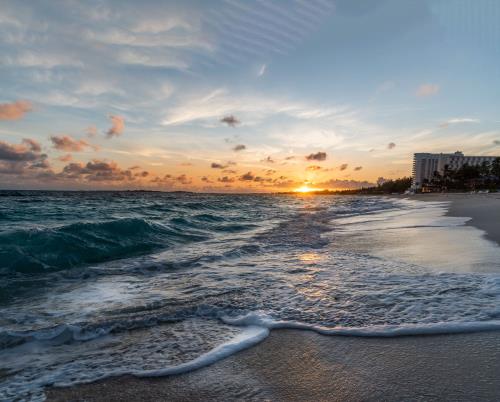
top-left (0, 217), bottom-right (209, 274)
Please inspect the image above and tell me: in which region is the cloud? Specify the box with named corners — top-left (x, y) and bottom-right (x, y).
top-left (305, 151), bottom-right (327, 161)
top-left (50, 135), bottom-right (96, 152)
top-left (150, 173), bottom-right (193, 186)
top-left (4, 52), bottom-right (83, 69)
top-left (162, 88), bottom-right (345, 126)
top-left (239, 172), bottom-right (255, 181)
top-left (258, 64), bottom-right (267, 77)
top-left (220, 115), bottom-right (240, 127)
top-left (387, 142), bottom-right (396, 150)
top-left (58, 154), bottom-right (73, 162)
top-left (211, 162), bottom-right (227, 169)
top-left (440, 118), bottom-right (480, 128)
top-left (175, 174), bottom-right (192, 185)
top-left (253, 176), bottom-right (273, 183)
top-left (285, 156), bottom-right (296, 160)
top-left (0, 139), bottom-right (48, 175)
top-left (262, 156), bottom-right (274, 163)
top-left (232, 144), bottom-right (246, 151)
top-left (339, 163), bottom-right (348, 171)
top-left (265, 169), bottom-right (276, 175)
top-left (151, 174), bottom-right (172, 184)
top-left (0, 100), bottom-right (32, 120)
top-left (354, 166), bottom-right (363, 171)
top-left (0, 139), bottom-right (42, 162)
top-left (116, 48), bottom-right (190, 69)
top-left (22, 138), bottom-right (41, 152)
top-left (61, 159), bottom-right (134, 182)
top-left (416, 83), bottom-right (440, 97)
top-left (107, 115), bottom-right (125, 138)
top-left (494, 140), bottom-right (500, 146)
top-left (218, 176), bottom-right (236, 183)
top-left (306, 165), bottom-right (322, 171)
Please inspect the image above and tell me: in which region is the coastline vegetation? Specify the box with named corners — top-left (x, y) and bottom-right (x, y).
top-left (425, 158), bottom-right (500, 192)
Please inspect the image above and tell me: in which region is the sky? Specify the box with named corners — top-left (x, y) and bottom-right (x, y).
top-left (1, 0), bottom-right (499, 192)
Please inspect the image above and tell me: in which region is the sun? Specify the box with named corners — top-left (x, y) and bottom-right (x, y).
top-left (294, 185), bottom-right (314, 193)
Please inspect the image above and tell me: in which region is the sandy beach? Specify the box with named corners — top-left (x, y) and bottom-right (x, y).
top-left (47, 194), bottom-right (500, 402)
top-left (410, 193), bottom-right (500, 247)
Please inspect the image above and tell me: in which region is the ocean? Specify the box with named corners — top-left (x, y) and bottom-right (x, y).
top-left (1, 191), bottom-right (499, 401)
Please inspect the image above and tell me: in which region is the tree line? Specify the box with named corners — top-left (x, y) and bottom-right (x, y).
top-left (426, 158), bottom-right (500, 191)
top-left (330, 177), bottom-right (413, 195)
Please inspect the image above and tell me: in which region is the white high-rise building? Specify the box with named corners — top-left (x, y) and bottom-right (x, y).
top-left (412, 151), bottom-right (498, 190)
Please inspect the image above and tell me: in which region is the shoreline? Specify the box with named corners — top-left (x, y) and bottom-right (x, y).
top-left (47, 329), bottom-right (500, 402)
top-left (394, 193), bottom-right (500, 246)
top-left (46, 194), bottom-right (500, 401)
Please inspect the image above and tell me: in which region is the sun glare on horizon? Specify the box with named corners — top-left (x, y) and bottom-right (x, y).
top-left (294, 185), bottom-right (316, 193)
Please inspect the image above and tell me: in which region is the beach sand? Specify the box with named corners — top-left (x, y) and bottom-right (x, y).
top-left (47, 194), bottom-right (500, 402)
top-left (411, 193), bottom-right (500, 246)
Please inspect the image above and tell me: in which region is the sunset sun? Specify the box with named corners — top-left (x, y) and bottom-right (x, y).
top-left (294, 185), bottom-right (315, 193)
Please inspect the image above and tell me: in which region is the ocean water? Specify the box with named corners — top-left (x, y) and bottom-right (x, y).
top-left (0, 191), bottom-right (499, 400)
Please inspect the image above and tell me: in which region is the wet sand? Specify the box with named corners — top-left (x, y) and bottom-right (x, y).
top-left (47, 329), bottom-right (500, 402)
top-left (47, 194), bottom-right (500, 401)
top-left (410, 193), bottom-right (500, 246)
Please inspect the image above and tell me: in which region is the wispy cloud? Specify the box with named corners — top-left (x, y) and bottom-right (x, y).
top-left (440, 118), bottom-right (480, 127)
top-left (162, 88), bottom-right (346, 126)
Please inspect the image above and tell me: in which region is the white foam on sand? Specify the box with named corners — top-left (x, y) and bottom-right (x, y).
top-left (49, 325), bottom-right (270, 387)
top-left (222, 312), bottom-right (500, 337)
top-left (0, 325), bottom-right (270, 402)
top-left (132, 326), bottom-right (269, 378)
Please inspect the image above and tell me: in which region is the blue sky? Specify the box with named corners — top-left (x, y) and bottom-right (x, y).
top-left (0, 0), bottom-right (499, 191)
